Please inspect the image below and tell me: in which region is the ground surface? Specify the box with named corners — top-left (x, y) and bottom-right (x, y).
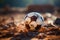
top-left (0, 12), bottom-right (60, 40)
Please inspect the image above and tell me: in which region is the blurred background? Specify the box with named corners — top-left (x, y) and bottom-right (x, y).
top-left (0, 0), bottom-right (60, 14)
top-left (0, 0), bottom-right (60, 7)
top-left (0, 0), bottom-right (60, 28)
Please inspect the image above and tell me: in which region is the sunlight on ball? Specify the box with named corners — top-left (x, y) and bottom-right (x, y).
top-left (29, 21), bottom-right (37, 30)
top-left (25, 17), bottom-right (31, 24)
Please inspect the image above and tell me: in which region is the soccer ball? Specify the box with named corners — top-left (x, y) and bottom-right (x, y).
top-left (24, 12), bottom-right (44, 25)
top-left (24, 12), bottom-right (44, 31)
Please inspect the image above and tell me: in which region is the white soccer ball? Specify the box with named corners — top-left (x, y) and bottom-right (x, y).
top-left (24, 12), bottom-right (44, 25)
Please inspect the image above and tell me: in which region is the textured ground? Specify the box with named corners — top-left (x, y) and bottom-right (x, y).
top-left (0, 13), bottom-right (60, 40)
